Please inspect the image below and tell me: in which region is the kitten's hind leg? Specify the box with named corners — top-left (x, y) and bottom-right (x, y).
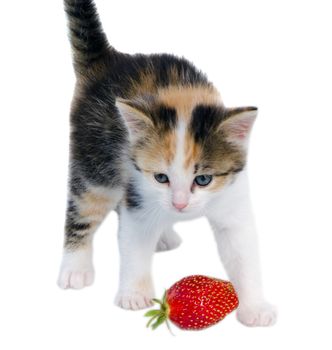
top-left (156, 227), bottom-right (182, 252)
top-left (58, 186), bottom-right (123, 289)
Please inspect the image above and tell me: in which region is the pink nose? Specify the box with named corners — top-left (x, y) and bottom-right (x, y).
top-left (172, 202), bottom-right (188, 210)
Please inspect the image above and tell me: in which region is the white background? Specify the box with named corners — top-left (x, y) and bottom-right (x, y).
top-left (1, 0), bottom-right (331, 349)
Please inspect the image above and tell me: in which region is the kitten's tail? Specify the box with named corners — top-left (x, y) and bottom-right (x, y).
top-left (64, 0), bottom-right (115, 78)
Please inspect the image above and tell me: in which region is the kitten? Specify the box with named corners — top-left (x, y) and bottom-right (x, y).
top-left (58, 0), bottom-right (276, 326)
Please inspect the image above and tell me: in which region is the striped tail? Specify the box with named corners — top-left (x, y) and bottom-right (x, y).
top-left (64, 0), bottom-right (113, 76)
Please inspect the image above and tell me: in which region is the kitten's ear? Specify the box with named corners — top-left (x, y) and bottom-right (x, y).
top-left (220, 107), bottom-right (257, 146)
top-left (116, 98), bottom-right (153, 143)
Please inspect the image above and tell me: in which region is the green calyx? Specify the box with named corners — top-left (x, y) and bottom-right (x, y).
top-left (144, 291), bottom-right (171, 331)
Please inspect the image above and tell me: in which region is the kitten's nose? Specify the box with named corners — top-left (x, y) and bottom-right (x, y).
top-left (172, 201), bottom-right (188, 210)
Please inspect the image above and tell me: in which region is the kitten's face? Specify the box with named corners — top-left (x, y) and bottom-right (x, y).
top-left (117, 86), bottom-right (256, 215)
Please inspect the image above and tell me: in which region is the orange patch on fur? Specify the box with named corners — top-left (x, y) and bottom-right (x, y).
top-left (130, 69), bottom-right (158, 97)
top-left (157, 85), bottom-right (222, 120)
top-left (185, 132), bottom-right (202, 169)
top-left (135, 275), bottom-right (153, 293)
top-left (208, 175), bottom-right (230, 192)
top-left (133, 128), bottom-right (177, 171)
top-left (79, 189), bottom-right (113, 221)
top-left (162, 130), bottom-right (177, 164)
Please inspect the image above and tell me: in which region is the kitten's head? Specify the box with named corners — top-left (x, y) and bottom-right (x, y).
top-left (117, 86), bottom-right (257, 215)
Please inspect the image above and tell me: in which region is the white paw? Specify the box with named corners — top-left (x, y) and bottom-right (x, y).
top-left (115, 291), bottom-right (154, 310)
top-left (57, 250), bottom-right (94, 290)
top-left (237, 301), bottom-right (277, 327)
top-left (58, 269), bottom-right (94, 289)
top-left (156, 230), bottom-right (182, 252)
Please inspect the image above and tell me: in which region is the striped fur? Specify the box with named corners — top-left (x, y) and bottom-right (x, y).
top-left (64, 0), bottom-right (112, 78)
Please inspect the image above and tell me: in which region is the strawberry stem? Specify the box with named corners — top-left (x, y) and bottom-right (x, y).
top-left (146, 313), bottom-right (160, 328)
top-left (152, 298), bottom-right (164, 307)
top-left (165, 319), bottom-right (175, 336)
top-left (144, 290), bottom-right (172, 332)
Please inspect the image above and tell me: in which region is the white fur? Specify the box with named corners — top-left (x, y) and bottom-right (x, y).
top-left (115, 167), bottom-right (276, 325)
top-left (114, 118), bottom-right (276, 324)
top-left (206, 170), bottom-right (276, 326)
top-left (115, 205), bottom-right (162, 309)
top-left (57, 248), bottom-right (94, 289)
top-left (169, 121), bottom-right (192, 208)
top-left (59, 114), bottom-right (276, 326)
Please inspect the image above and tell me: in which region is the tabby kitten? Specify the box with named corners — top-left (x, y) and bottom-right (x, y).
top-left (58, 0), bottom-right (276, 326)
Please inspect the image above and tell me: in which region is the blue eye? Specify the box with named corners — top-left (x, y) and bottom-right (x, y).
top-left (194, 175), bottom-right (213, 186)
top-left (154, 173), bottom-right (169, 184)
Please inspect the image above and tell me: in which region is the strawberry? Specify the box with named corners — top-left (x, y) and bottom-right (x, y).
top-left (145, 275), bottom-right (239, 331)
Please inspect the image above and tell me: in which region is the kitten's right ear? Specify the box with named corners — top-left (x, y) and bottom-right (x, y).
top-left (116, 98), bottom-right (153, 143)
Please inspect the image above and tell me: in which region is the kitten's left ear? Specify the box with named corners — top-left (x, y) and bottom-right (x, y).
top-left (219, 107), bottom-right (258, 146)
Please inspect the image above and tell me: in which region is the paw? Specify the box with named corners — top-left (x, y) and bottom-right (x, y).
top-left (58, 269), bottom-right (94, 289)
top-left (115, 291), bottom-right (154, 310)
top-left (156, 230), bottom-right (182, 252)
top-left (237, 301), bottom-right (277, 327)
top-left (57, 250), bottom-right (94, 290)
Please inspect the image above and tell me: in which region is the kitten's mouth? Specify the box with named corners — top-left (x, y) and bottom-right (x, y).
top-left (173, 207), bottom-right (187, 214)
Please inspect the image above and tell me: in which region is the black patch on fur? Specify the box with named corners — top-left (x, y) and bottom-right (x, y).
top-left (126, 181), bottom-right (143, 210)
top-left (130, 158), bottom-right (142, 172)
top-left (68, 222), bottom-right (91, 232)
top-left (190, 105), bottom-right (246, 175)
top-left (215, 166), bottom-right (244, 176)
top-left (232, 167), bottom-right (244, 174)
top-left (226, 106), bottom-right (258, 117)
top-left (189, 105), bottom-right (225, 144)
top-left (67, 199), bottom-right (77, 213)
top-left (64, 199), bottom-right (92, 247)
top-left (150, 54), bottom-right (209, 87)
top-left (70, 87), bottom-right (128, 187)
top-left (151, 105), bottom-right (177, 132)
top-left (65, 200), bottom-right (91, 233)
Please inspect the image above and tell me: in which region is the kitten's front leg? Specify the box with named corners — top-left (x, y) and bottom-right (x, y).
top-left (208, 206), bottom-right (277, 327)
top-left (115, 207), bottom-right (162, 310)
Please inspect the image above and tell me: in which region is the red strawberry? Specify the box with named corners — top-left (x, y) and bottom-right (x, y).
top-left (145, 275), bottom-right (239, 331)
